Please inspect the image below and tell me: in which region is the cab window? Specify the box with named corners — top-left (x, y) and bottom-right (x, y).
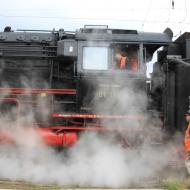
top-left (83, 47), bottom-right (108, 70)
top-left (113, 45), bottom-right (139, 71)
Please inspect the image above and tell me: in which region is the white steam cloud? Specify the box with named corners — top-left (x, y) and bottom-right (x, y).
top-left (0, 59), bottom-right (185, 187)
top-left (0, 131), bottom-right (177, 187)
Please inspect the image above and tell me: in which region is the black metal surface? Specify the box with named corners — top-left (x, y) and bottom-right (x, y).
top-left (1, 25), bottom-right (189, 134)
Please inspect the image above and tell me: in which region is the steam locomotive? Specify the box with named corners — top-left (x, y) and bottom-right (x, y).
top-left (0, 25), bottom-right (190, 149)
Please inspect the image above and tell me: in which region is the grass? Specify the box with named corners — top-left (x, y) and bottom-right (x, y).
top-left (1, 177), bottom-right (190, 190)
top-left (162, 179), bottom-right (190, 190)
top-left (0, 179), bottom-right (63, 190)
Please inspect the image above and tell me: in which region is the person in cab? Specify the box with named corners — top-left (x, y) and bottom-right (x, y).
top-left (114, 48), bottom-right (128, 70)
top-left (114, 47), bottom-right (138, 71)
top-left (184, 110), bottom-right (190, 174)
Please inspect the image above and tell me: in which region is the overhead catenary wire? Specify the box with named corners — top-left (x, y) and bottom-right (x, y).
top-left (0, 14), bottom-right (190, 25)
top-left (0, 0), bottom-right (189, 26)
top-left (174, 0), bottom-right (189, 38)
top-left (0, 7), bottom-right (187, 11)
top-left (142, 0), bottom-right (152, 28)
top-left (166, 0), bottom-right (172, 23)
top-left (179, 0), bottom-right (188, 23)
top-left (0, 0), bottom-right (190, 35)
top-left (172, 0), bottom-right (175, 9)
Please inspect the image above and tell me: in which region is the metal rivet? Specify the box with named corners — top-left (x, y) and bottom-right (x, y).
top-left (31, 36), bottom-right (40, 41)
top-left (46, 36), bottom-right (52, 42)
top-left (0, 34), bottom-right (6, 40)
top-left (16, 35), bottom-right (25, 41)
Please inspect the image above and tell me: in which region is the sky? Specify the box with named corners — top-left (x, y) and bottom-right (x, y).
top-left (0, 0), bottom-right (190, 76)
top-left (0, 0), bottom-right (190, 37)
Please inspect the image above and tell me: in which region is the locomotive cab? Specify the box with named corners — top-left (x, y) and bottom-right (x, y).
top-left (74, 26), bottom-right (172, 114)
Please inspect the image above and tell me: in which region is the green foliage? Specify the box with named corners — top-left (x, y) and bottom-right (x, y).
top-left (163, 179), bottom-right (189, 190)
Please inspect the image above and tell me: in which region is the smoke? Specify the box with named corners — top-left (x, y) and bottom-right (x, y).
top-left (0, 131), bottom-right (176, 188)
top-left (0, 59), bottom-right (185, 188)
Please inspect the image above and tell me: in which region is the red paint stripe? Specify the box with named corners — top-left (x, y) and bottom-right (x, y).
top-left (52, 113), bottom-right (145, 120)
top-left (50, 126), bottom-right (142, 132)
top-left (0, 88), bottom-right (76, 95)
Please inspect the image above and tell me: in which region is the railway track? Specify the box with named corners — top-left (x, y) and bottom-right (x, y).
top-left (0, 172), bottom-right (189, 190)
top-left (0, 179), bottom-right (62, 190)
top-left (0, 179), bottom-right (174, 190)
